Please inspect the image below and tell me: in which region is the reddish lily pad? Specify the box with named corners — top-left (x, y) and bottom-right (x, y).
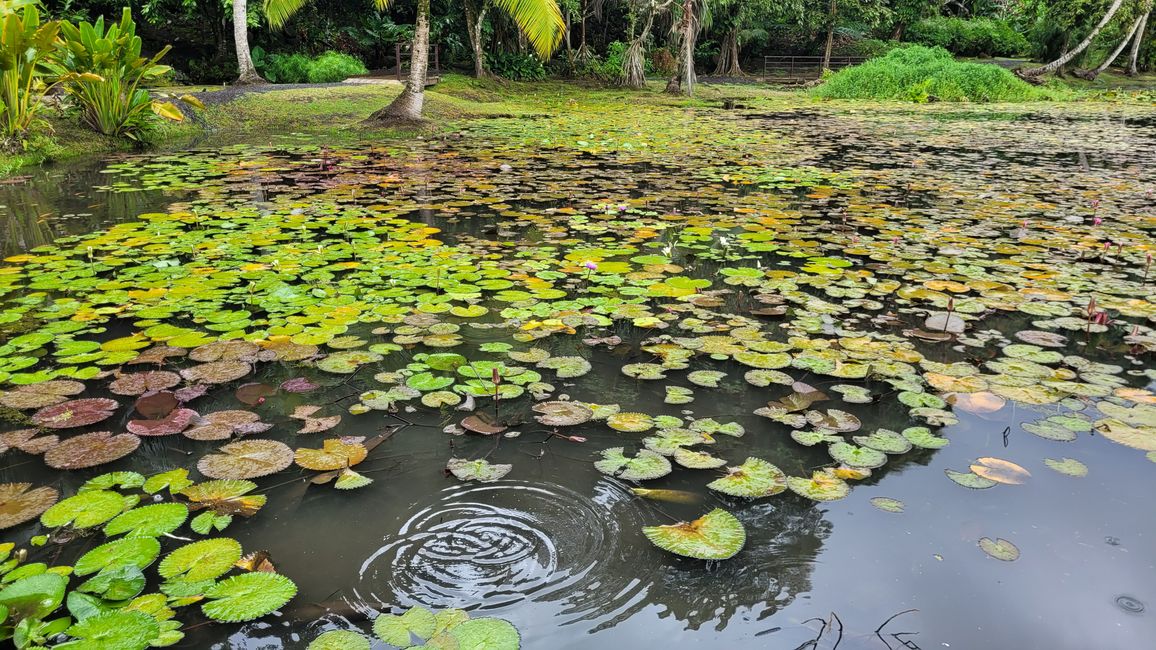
top-left (31, 398), bottom-right (118, 429)
top-left (44, 432), bottom-right (141, 469)
top-left (0, 483), bottom-right (59, 529)
top-left (128, 409), bottom-right (198, 436)
top-left (197, 439), bottom-right (294, 480)
top-left (109, 371), bottom-right (181, 396)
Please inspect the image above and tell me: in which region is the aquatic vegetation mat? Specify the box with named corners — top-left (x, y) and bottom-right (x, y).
top-left (0, 94), bottom-right (1155, 647)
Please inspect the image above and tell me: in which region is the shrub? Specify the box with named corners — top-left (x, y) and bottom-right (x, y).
top-left (813, 45), bottom-right (1055, 103)
top-left (487, 51), bottom-right (546, 81)
top-left (305, 51), bottom-right (368, 83)
top-left (906, 17), bottom-right (1030, 57)
top-left (53, 8), bottom-right (191, 140)
top-left (577, 41), bottom-right (627, 82)
top-left (0, 4), bottom-right (60, 142)
top-left (256, 50), bottom-right (367, 84)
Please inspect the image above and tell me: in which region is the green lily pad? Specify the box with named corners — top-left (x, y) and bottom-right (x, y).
top-left (1044, 457), bottom-right (1088, 477)
top-left (642, 508), bottom-right (746, 560)
top-left (673, 448), bottom-right (727, 469)
top-left (902, 426), bottom-right (949, 449)
top-left (687, 370), bottom-right (726, 387)
top-left (828, 442), bottom-right (888, 469)
top-left (316, 351), bottom-right (383, 374)
top-left (446, 458), bottom-right (513, 482)
top-left (201, 572), bottom-right (297, 622)
top-left (75, 537), bottom-right (161, 576)
top-left (0, 572), bottom-right (67, 621)
top-left (373, 606), bottom-right (437, 646)
top-left (159, 538), bottom-right (243, 582)
top-left (104, 503), bottom-right (189, 538)
top-left (41, 490), bottom-right (129, 529)
top-left (594, 447), bottom-right (672, 481)
top-left (978, 537), bottom-right (1019, 561)
top-left (944, 468), bottom-right (998, 489)
top-left (607, 412), bottom-right (654, 433)
top-left (870, 497), bottom-right (904, 513)
top-left (62, 609), bottom-right (160, 650)
top-left (309, 630), bottom-right (371, 650)
top-left (707, 458), bottom-right (787, 498)
top-left (786, 470), bottom-right (850, 501)
top-left (853, 428), bottom-right (912, 454)
top-left (451, 617), bottom-right (521, 650)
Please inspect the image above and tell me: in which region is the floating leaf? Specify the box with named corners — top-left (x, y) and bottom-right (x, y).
top-left (672, 448), bottom-right (727, 469)
top-left (295, 439), bottom-right (368, 471)
top-left (104, 503), bottom-right (189, 538)
top-left (41, 490), bottom-right (129, 528)
top-left (853, 429), bottom-right (912, 454)
top-left (159, 538), bottom-right (243, 582)
top-left (532, 401), bottom-right (594, 426)
top-left (0, 572), bottom-right (67, 620)
top-left (687, 370), bottom-right (726, 387)
top-left (198, 439), bottom-right (293, 480)
top-left (128, 408), bottom-right (198, 436)
top-left (446, 458), bottom-right (512, 482)
top-left (978, 537), bottom-right (1019, 561)
top-left (970, 457), bottom-right (1030, 485)
top-left (828, 442), bottom-right (888, 469)
top-left (373, 606), bottom-right (437, 646)
top-left (63, 609), bottom-right (160, 650)
top-left (134, 391), bottom-right (179, 419)
top-left (944, 469), bottom-right (997, 489)
top-left (201, 572), bottom-right (297, 622)
top-left (594, 447), bottom-right (671, 481)
top-left (31, 398), bottom-right (118, 429)
top-left (786, 469), bottom-right (850, 501)
top-left (334, 468), bottom-right (374, 490)
top-left (0, 381), bottom-right (85, 409)
top-left (870, 497), bottom-right (904, 513)
top-left (75, 537), bottom-right (161, 576)
top-left (309, 630), bottom-right (371, 650)
top-left (607, 412), bottom-right (654, 433)
top-left (0, 483), bottom-right (59, 530)
top-left (451, 617), bottom-right (521, 650)
top-left (902, 426), bottom-right (949, 449)
top-left (707, 458), bottom-right (786, 498)
top-left (180, 361), bottom-right (252, 384)
top-left (642, 508), bottom-right (745, 560)
top-left (461, 412), bottom-right (507, 435)
top-left (1044, 457), bottom-right (1088, 477)
top-left (109, 371), bottom-right (181, 396)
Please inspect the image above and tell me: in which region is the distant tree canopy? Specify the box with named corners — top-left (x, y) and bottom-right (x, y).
top-left (44, 0), bottom-right (1156, 83)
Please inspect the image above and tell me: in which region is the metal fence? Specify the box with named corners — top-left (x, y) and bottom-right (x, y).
top-left (762, 56), bottom-right (868, 82)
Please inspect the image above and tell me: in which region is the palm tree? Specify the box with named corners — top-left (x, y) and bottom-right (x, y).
top-left (234, 0), bottom-right (264, 84)
top-left (1019, 0), bottom-right (1127, 78)
top-left (264, 0), bottom-right (564, 120)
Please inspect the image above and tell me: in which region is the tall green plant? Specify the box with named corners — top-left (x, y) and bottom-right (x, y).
top-left (52, 8), bottom-right (193, 140)
top-left (0, 4), bottom-right (60, 142)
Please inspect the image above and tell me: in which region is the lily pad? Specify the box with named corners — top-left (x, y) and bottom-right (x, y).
top-left (707, 458), bottom-right (787, 498)
top-left (109, 371), bottom-right (181, 396)
top-left (197, 439), bottom-right (294, 480)
top-left (673, 448), bottom-right (727, 469)
top-left (829, 442), bottom-right (888, 469)
top-left (902, 426), bottom-right (949, 449)
top-left (970, 457), bottom-right (1030, 485)
top-left (786, 469), bottom-right (850, 501)
top-left (75, 537), bottom-right (161, 576)
top-left (41, 489), bottom-right (129, 528)
top-left (978, 537), bottom-right (1019, 561)
top-left (63, 609), bottom-right (160, 650)
top-left (944, 469), bottom-right (998, 489)
top-left (295, 439), bottom-right (368, 471)
top-left (159, 538), bottom-right (243, 582)
top-left (642, 508), bottom-right (745, 560)
top-left (446, 458), bottom-right (513, 482)
top-left (180, 360), bottom-right (252, 385)
top-left (532, 401), bottom-right (594, 426)
top-left (308, 630), bottom-right (371, 650)
top-left (104, 503), bottom-right (189, 538)
top-left (450, 617), bottom-right (521, 650)
top-left (1044, 457), bottom-right (1088, 477)
top-left (607, 412), bottom-right (654, 433)
top-left (31, 398), bottom-right (118, 429)
top-left (594, 447), bottom-right (672, 481)
top-left (870, 497), bottom-right (904, 513)
top-left (373, 606), bottom-right (437, 646)
top-left (201, 571), bottom-right (297, 622)
top-left (0, 483), bottom-right (59, 530)
top-left (127, 408), bottom-right (198, 436)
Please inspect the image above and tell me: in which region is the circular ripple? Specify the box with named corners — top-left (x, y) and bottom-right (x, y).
top-left (1116, 595), bottom-right (1145, 614)
top-left (353, 480), bottom-right (652, 622)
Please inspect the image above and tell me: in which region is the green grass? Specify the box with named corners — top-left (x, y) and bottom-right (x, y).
top-left (814, 45), bottom-right (1064, 103)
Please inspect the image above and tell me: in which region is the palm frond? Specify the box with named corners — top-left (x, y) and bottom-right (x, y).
top-left (263, 0), bottom-right (314, 28)
top-left (491, 0), bottom-right (565, 58)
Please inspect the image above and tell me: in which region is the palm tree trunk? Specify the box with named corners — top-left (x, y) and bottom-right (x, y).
top-left (822, 0), bottom-right (837, 71)
top-left (466, 1), bottom-right (489, 77)
top-left (1020, 0), bottom-right (1126, 77)
top-left (665, 0), bottom-right (696, 95)
top-left (1128, 10), bottom-right (1150, 75)
top-left (1079, 13), bottom-right (1145, 80)
top-left (713, 28), bottom-right (743, 76)
top-left (233, 0), bottom-right (264, 84)
top-left (372, 0), bottom-right (430, 121)
top-left (623, 10), bottom-right (655, 88)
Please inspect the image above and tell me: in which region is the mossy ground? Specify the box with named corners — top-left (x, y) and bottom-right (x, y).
top-left (2, 70), bottom-right (1154, 176)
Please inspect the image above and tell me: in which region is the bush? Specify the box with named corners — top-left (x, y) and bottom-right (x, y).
top-left (813, 45), bottom-right (1055, 103)
top-left (487, 51), bottom-right (546, 81)
top-left (305, 51), bottom-right (368, 83)
top-left (906, 17), bottom-right (1030, 57)
top-left (577, 41), bottom-right (627, 82)
top-left (255, 50), bottom-right (367, 84)
top-left (0, 5), bottom-right (60, 142)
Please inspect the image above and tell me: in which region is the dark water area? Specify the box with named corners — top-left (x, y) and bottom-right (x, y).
top-left (1, 103), bottom-right (1155, 649)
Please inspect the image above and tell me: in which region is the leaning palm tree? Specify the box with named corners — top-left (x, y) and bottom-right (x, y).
top-left (264, 0), bottom-right (564, 121)
top-left (234, 0), bottom-right (264, 84)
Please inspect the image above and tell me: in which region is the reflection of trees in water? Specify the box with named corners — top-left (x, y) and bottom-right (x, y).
top-left (0, 165), bottom-right (171, 255)
top-left (629, 498), bottom-right (831, 633)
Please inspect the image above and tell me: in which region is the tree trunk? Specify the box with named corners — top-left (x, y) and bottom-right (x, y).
top-left (466, 1), bottom-right (489, 78)
top-left (623, 10), bottom-right (655, 88)
top-left (1128, 10), bottom-right (1150, 75)
top-left (371, 0), bottom-right (430, 121)
top-left (712, 28), bottom-right (743, 76)
top-left (233, 0), bottom-right (264, 84)
top-left (822, 0), bottom-right (837, 71)
top-left (1020, 0), bottom-right (1127, 77)
top-left (665, 0), bottom-right (696, 95)
top-left (1078, 13), bottom-right (1145, 80)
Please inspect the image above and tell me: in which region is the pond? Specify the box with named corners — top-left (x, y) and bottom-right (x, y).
top-left (1, 99), bottom-right (1155, 650)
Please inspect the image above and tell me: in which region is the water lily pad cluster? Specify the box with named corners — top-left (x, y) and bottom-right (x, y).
top-left (307, 605), bottom-right (520, 650)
